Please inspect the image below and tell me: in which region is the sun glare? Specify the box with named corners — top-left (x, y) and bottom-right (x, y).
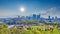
top-left (20, 7), bottom-right (25, 12)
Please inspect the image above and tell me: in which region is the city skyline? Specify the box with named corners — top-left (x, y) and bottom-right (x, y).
top-left (0, 0), bottom-right (60, 18)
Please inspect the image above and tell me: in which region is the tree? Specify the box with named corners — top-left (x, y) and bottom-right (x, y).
top-left (11, 26), bottom-right (20, 34)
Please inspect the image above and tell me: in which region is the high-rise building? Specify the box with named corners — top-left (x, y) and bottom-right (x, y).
top-left (48, 16), bottom-right (51, 22)
top-left (51, 17), bottom-right (54, 22)
top-left (52, 17), bottom-right (54, 20)
top-left (17, 16), bottom-right (21, 20)
top-left (55, 16), bottom-right (57, 20)
top-left (55, 16), bottom-right (58, 22)
top-left (48, 16), bottom-right (50, 19)
top-left (26, 16), bottom-right (31, 20)
top-left (33, 14), bottom-right (36, 20)
top-left (37, 14), bottom-right (40, 20)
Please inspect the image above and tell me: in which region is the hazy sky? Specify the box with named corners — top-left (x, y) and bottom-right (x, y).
top-left (0, 0), bottom-right (60, 18)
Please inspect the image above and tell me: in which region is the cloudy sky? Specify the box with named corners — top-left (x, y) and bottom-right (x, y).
top-left (0, 0), bottom-right (60, 18)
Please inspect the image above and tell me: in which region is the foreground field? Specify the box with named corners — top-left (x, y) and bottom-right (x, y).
top-left (0, 24), bottom-right (60, 34)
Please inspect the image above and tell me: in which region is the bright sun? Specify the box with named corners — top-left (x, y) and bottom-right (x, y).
top-left (20, 7), bottom-right (25, 12)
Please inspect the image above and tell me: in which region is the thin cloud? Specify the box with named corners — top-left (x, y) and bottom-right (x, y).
top-left (33, 7), bottom-right (60, 18)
